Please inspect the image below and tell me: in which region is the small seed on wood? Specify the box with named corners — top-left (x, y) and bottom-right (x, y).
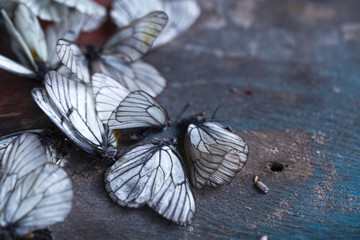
top-left (254, 175), bottom-right (270, 194)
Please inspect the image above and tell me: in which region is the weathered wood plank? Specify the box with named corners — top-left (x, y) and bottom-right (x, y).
top-left (0, 0), bottom-right (359, 239)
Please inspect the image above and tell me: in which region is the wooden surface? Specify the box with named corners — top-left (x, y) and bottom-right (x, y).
top-left (1, 0), bottom-right (360, 239)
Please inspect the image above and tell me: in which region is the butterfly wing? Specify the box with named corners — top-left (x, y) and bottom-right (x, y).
top-left (185, 122), bottom-right (249, 189)
top-left (56, 39), bottom-right (91, 83)
top-left (105, 143), bottom-right (195, 225)
top-left (46, 10), bottom-right (89, 67)
top-left (0, 55), bottom-right (35, 77)
top-left (16, 0), bottom-right (68, 22)
top-left (91, 73), bottom-right (130, 124)
top-left (108, 90), bottom-right (168, 132)
top-left (91, 59), bottom-right (166, 97)
top-left (53, 0), bottom-right (106, 31)
top-left (1, 8), bottom-right (36, 71)
top-left (12, 4), bottom-right (48, 64)
top-left (111, 0), bottom-right (200, 47)
top-left (102, 11), bottom-right (168, 63)
top-left (0, 133), bottom-right (73, 236)
top-left (0, 130), bottom-right (66, 166)
top-left (32, 71), bottom-right (108, 155)
top-left (2, 163), bottom-right (73, 236)
top-left (32, 88), bottom-right (98, 155)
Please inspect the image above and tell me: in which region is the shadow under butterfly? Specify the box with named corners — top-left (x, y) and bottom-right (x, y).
top-left (0, 4), bottom-right (88, 81)
top-left (56, 11), bottom-right (169, 97)
top-left (0, 132), bottom-right (73, 240)
top-left (111, 0), bottom-right (201, 48)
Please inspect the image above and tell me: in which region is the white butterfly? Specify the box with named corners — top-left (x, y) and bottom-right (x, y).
top-left (0, 132), bottom-right (73, 238)
top-left (15, 0), bottom-right (106, 31)
top-left (0, 4), bottom-right (87, 80)
top-left (105, 138), bottom-right (196, 225)
top-left (32, 71), bottom-right (169, 158)
top-left (56, 11), bottom-right (168, 97)
top-left (32, 71), bottom-right (118, 158)
top-left (0, 129), bottom-right (68, 166)
top-left (111, 0), bottom-right (201, 47)
top-left (92, 73), bottom-right (169, 141)
top-left (181, 115), bottom-right (249, 189)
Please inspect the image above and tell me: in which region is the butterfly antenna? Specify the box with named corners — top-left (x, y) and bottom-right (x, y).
top-left (211, 104), bottom-right (221, 121)
top-left (176, 102), bottom-right (193, 121)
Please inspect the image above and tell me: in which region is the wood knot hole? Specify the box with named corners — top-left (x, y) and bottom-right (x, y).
top-left (266, 162), bottom-right (284, 172)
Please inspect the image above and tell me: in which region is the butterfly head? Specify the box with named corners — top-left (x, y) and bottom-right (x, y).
top-left (85, 45), bottom-right (100, 62)
top-left (35, 60), bottom-right (49, 82)
top-left (180, 111), bottom-right (207, 127)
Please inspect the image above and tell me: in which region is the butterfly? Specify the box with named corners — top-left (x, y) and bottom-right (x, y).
top-left (32, 71), bottom-right (169, 159)
top-left (56, 11), bottom-right (168, 97)
top-left (15, 0), bottom-right (106, 31)
top-left (91, 73), bottom-right (170, 141)
top-left (105, 138), bottom-right (196, 225)
top-left (0, 4), bottom-right (88, 80)
top-left (180, 114), bottom-right (249, 189)
top-left (111, 0), bottom-right (201, 47)
top-left (0, 129), bottom-right (69, 166)
top-left (0, 132), bottom-right (73, 239)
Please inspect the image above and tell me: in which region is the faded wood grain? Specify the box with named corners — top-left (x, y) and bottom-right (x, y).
top-left (0, 0), bottom-right (359, 239)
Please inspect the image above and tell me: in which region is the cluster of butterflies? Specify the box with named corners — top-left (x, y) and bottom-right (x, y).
top-left (0, 0), bottom-right (249, 239)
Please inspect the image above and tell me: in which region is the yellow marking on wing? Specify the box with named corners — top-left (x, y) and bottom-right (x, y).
top-left (113, 130), bottom-right (122, 147)
top-left (30, 48), bottom-right (39, 60)
top-left (21, 233), bottom-right (35, 239)
top-left (140, 24), bottom-right (159, 49)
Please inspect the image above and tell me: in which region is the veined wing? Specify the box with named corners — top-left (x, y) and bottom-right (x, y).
top-left (0, 130), bottom-right (68, 166)
top-left (108, 90), bottom-right (168, 131)
top-left (46, 10), bottom-right (89, 67)
top-left (56, 39), bottom-right (90, 83)
top-left (185, 121), bottom-right (249, 189)
top-left (16, 0), bottom-right (105, 31)
top-left (1, 163), bottom-right (73, 236)
top-left (0, 134), bottom-right (72, 236)
top-left (105, 143), bottom-right (195, 225)
top-left (32, 71), bottom-right (108, 155)
top-left (91, 58), bottom-right (166, 97)
top-left (102, 11), bottom-right (168, 63)
top-left (91, 73), bottom-right (130, 124)
top-left (0, 133), bottom-right (48, 184)
top-left (12, 4), bottom-right (48, 64)
top-left (111, 0), bottom-right (200, 47)
top-left (16, 0), bottom-right (68, 22)
top-left (32, 88), bottom-right (99, 155)
top-left (0, 55), bottom-right (35, 77)
top-left (1, 8), bottom-right (36, 71)
top-left (161, 0), bottom-right (201, 47)
top-left (53, 0), bottom-right (106, 21)
top-left (53, 0), bottom-right (106, 31)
